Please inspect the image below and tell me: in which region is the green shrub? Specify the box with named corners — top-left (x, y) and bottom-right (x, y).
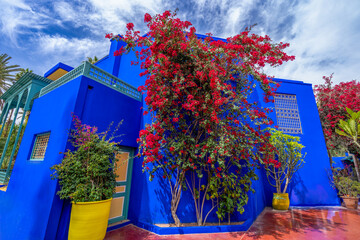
top-left (51, 115), bottom-right (121, 202)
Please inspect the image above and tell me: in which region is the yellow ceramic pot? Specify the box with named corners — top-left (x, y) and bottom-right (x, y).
top-left (68, 198), bottom-right (112, 240)
top-left (272, 193), bottom-right (289, 210)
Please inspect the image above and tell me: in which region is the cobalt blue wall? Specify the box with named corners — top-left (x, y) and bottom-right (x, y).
top-left (257, 78), bottom-right (340, 207)
top-left (0, 77), bottom-right (82, 240)
top-left (95, 39), bottom-right (127, 78)
top-left (78, 77), bottom-right (142, 148)
top-left (0, 75), bottom-right (143, 239)
top-left (55, 76), bottom-right (143, 239)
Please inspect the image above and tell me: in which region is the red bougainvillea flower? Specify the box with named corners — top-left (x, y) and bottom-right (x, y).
top-left (108, 10), bottom-right (294, 225)
top-left (314, 74), bottom-right (360, 153)
top-left (126, 23), bottom-right (134, 31)
top-left (144, 13), bottom-right (152, 22)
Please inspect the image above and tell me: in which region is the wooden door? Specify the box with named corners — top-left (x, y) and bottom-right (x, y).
top-left (108, 147), bottom-right (134, 224)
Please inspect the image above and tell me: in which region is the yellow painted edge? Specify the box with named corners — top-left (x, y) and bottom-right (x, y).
top-left (47, 68), bottom-right (69, 81)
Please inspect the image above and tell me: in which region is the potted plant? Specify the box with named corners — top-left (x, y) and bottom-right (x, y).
top-left (264, 129), bottom-right (306, 210)
top-left (335, 108), bottom-right (360, 181)
top-left (331, 167), bottom-right (360, 209)
top-left (51, 115), bottom-right (120, 239)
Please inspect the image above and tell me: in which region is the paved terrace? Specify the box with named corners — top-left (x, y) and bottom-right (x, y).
top-left (105, 207), bottom-right (360, 240)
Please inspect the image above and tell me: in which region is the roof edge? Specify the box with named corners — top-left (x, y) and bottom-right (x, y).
top-left (44, 62), bottom-right (74, 78)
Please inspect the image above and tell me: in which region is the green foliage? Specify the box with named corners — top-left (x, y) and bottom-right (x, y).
top-left (0, 122), bottom-right (26, 170)
top-left (336, 108), bottom-right (360, 150)
top-left (337, 177), bottom-right (360, 197)
top-left (335, 108), bottom-right (360, 181)
top-left (331, 167), bottom-right (360, 197)
top-left (0, 53), bottom-right (21, 95)
top-left (51, 115), bottom-right (121, 202)
top-left (265, 128), bottom-right (306, 193)
top-left (15, 68), bottom-right (33, 80)
top-left (87, 56), bottom-right (99, 64)
top-left (213, 169), bottom-right (257, 221)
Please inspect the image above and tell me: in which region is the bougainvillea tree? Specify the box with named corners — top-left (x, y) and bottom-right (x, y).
top-left (314, 74), bottom-right (360, 157)
top-left (108, 11), bottom-right (294, 226)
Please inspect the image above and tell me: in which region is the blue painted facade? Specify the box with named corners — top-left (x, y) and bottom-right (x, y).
top-left (257, 79), bottom-right (340, 207)
top-left (0, 37), bottom-right (339, 239)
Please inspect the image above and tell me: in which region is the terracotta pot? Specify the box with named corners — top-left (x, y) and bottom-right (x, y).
top-left (272, 193), bottom-right (290, 210)
top-left (341, 196), bottom-right (359, 209)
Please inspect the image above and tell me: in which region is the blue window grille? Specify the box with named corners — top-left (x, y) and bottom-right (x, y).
top-left (274, 94), bottom-right (302, 134)
top-left (30, 133), bottom-right (50, 160)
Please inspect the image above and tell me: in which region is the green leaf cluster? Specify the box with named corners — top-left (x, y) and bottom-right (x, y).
top-left (51, 118), bottom-right (121, 202)
top-left (331, 167), bottom-right (360, 197)
top-left (265, 128), bottom-right (306, 193)
top-left (336, 108), bottom-right (360, 151)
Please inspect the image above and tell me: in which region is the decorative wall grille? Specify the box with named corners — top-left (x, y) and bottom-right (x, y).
top-left (31, 133), bottom-right (50, 160)
top-left (274, 94), bottom-right (302, 134)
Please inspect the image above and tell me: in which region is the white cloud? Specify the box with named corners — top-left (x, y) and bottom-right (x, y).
top-left (0, 0), bottom-right (51, 45)
top-left (264, 0), bottom-right (360, 85)
top-left (87, 0), bottom-right (163, 33)
top-left (53, 1), bottom-right (78, 23)
top-left (0, 0), bottom-right (359, 85)
top-left (34, 34), bottom-right (109, 72)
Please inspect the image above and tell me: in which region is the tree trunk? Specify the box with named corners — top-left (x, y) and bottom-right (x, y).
top-left (171, 207), bottom-right (181, 227)
top-left (349, 146), bottom-right (360, 182)
top-left (170, 188), bottom-right (181, 226)
top-left (170, 171), bottom-right (185, 227)
top-left (327, 146), bottom-right (333, 166)
top-left (283, 177), bottom-right (289, 193)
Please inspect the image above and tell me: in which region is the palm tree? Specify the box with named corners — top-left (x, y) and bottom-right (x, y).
top-left (0, 53), bottom-right (22, 137)
top-left (0, 53), bottom-right (21, 94)
top-left (0, 54), bottom-right (21, 110)
top-left (15, 68), bottom-right (33, 81)
top-left (87, 56), bottom-right (99, 64)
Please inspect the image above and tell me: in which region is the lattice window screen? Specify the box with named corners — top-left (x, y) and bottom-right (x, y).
top-left (31, 133), bottom-right (50, 160)
top-left (274, 94), bottom-right (302, 134)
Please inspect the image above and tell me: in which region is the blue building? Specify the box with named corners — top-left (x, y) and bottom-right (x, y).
top-left (0, 36), bottom-right (339, 239)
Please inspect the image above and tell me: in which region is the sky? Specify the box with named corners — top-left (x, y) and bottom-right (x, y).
top-left (0, 0), bottom-right (359, 86)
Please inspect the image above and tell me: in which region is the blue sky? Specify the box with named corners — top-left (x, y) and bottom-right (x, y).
top-left (1, 0), bottom-right (359, 85)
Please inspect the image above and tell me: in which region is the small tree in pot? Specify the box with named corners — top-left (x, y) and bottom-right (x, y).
top-left (264, 128), bottom-right (306, 210)
top-left (51, 115), bottom-right (121, 239)
top-left (331, 167), bottom-right (360, 209)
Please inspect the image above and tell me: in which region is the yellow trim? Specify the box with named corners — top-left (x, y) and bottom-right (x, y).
top-left (47, 69), bottom-right (69, 81)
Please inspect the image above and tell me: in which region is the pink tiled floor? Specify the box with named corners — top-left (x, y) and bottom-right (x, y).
top-left (105, 207), bottom-right (360, 240)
